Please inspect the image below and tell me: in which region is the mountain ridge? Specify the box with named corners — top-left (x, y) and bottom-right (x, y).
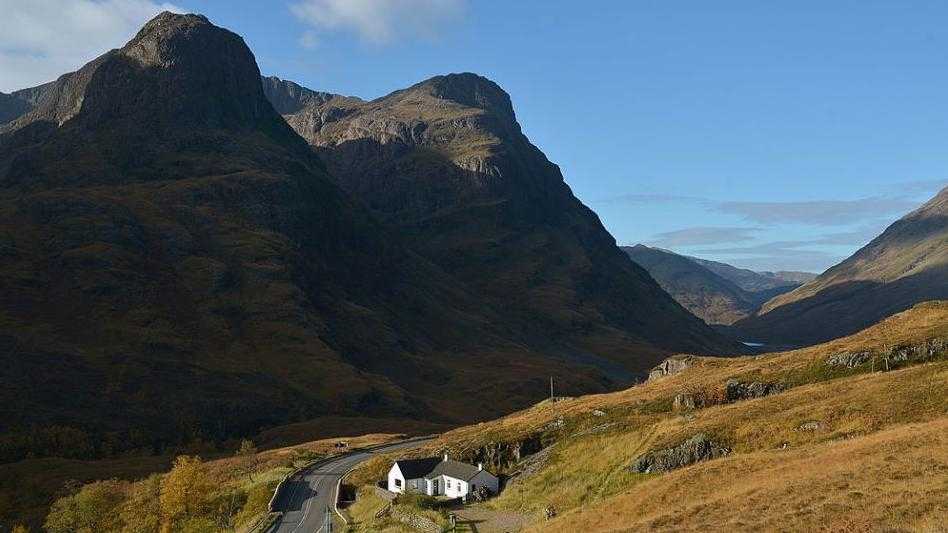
top-left (266, 72), bottom-right (746, 364)
top-left (731, 186), bottom-right (948, 346)
top-left (622, 245), bottom-right (804, 325)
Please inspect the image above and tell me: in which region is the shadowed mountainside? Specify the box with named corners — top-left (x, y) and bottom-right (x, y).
top-left (0, 14), bottom-right (742, 465)
top-left (731, 186), bottom-right (948, 347)
top-left (266, 74), bottom-right (744, 366)
top-left (622, 245), bottom-right (795, 325)
top-left (622, 245), bottom-right (810, 325)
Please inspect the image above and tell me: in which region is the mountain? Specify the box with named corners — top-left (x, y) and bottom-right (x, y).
top-left (623, 245), bottom-right (760, 324)
top-left (0, 92), bottom-right (31, 125)
top-left (265, 73), bottom-right (743, 366)
top-left (260, 75), bottom-right (336, 115)
top-left (622, 245), bottom-right (805, 325)
top-left (0, 13), bottom-right (740, 464)
top-left (732, 186), bottom-right (948, 346)
top-left (688, 256), bottom-right (815, 293)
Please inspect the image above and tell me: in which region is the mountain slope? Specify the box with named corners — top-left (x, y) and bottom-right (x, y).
top-left (0, 14), bottom-right (742, 465)
top-left (0, 13), bottom-right (616, 463)
top-left (267, 73), bottom-right (744, 365)
top-left (623, 245), bottom-right (765, 324)
top-left (732, 186), bottom-right (948, 346)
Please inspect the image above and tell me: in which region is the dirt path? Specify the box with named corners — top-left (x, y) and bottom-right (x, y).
top-left (453, 506), bottom-right (531, 532)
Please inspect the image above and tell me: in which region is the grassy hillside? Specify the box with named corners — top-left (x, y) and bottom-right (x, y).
top-left (352, 301), bottom-right (948, 531)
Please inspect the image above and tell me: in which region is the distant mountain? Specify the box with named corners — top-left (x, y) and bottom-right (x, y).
top-left (0, 13), bottom-right (742, 464)
top-left (260, 75), bottom-right (336, 115)
top-left (267, 72), bottom-right (744, 368)
top-left (0, 92), bottom-right (31, 124)
top-left (623, 245), bottom-right (805, 325)
top-left (688, 256), bottom-right (815, 293)
top-left (732, 186), bottom-right (948, 346)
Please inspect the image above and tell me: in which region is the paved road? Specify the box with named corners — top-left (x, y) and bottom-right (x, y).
top-left (268, 437), bottom-right (434, 533)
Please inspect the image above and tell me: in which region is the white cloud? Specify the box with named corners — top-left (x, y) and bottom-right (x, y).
top-left (0, 0), bottom-right (182, 92)
top-left (289, 0), bottom-right (465, 44)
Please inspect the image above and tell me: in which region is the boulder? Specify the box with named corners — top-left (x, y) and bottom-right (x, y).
top-left (629, 433), bottom-right (730, 473)
top-left (648, 355), bottom-right (697, 381)
top-left (673, 393), bottom-right (697, 411)
top-left (724, 379), bottom-right (784, 402)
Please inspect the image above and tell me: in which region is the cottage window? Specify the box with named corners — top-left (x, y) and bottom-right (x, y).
top-left (447, 480), bottom-right (452, 488)
top-left (394, 479), bottom-right (402, 487)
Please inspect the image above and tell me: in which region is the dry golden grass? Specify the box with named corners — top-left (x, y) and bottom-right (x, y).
top-left (406, 301), bottom-right (948, 531)
top-left (536, 418), bottom-right (947, 532)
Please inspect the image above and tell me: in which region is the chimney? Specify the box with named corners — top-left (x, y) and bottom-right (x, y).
top-left (477, 462), bottom-right (483, 471)
top-left (443, 453), bottom-right (448, 461)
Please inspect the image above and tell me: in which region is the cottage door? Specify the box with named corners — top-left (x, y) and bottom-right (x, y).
top-left (432, 479), bottom-right (439, 495)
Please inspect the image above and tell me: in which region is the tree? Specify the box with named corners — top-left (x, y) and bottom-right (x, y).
top-left (236, 439), bottom-right (259, 482)
top-left (159, 455), bottom-right (213, 529)
top-left (119, 474), bottom-right (162, 533)
top-left (45, 479), bottom-right (126, 533)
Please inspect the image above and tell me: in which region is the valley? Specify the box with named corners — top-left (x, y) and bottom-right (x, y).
top-left (1, 7), bottom-right (946, 532)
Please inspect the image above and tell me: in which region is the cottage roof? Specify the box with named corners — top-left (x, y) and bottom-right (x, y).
top-left (393, 457), bottom-right (442, 479)
top-left (425, 459), bottom-right (484, 481)
top-left (394, 457), bottom-right (492, 481)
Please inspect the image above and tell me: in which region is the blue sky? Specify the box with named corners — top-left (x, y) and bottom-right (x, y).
top-left (3, 1), bottom-right (946, 272)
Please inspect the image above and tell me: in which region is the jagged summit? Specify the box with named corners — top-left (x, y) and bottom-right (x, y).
top-left (1, 11), bottom-right (275, 138)
top-left (397, 73), bottom-right (517, 121)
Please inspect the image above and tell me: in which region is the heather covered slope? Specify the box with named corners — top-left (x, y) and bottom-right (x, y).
top-left (349, 301), bottom-right (947, 532)
top-left (0, 13), bottom-right (618, 463)
top-left (269, 73), bottom-right (743, 365)
top-left (732, 186), bottom-right (948, 346)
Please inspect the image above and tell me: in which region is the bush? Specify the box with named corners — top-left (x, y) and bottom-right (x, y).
top-left (394, 491), bottom-right (439, 510)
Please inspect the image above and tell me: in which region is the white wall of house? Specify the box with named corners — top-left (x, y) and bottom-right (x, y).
top-left (439, 475), bottom-right (468, 499)
top-left (387, 463), bottom-right (406, 493)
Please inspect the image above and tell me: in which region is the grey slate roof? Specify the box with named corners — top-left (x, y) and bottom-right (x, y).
top-left (425, 459), bottom-right (484, 481)
top-left (394, 457), bottom-right (442, 479)
top-left (394, 457), bottom-right (493, 481)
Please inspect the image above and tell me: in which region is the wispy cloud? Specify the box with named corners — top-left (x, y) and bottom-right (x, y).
top-left (716, 196), bottom-right (917, 226)
top-left (594, 193), bottom-right (706, 206)
top-left (289, 0), bottom-right (465, 45)
top-left (648, 226), bottom-right (761, 247)
top-left (0, 0), bottom-right (182, 92)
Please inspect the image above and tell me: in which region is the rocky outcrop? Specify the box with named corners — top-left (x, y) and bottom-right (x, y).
top-left (724, 379), bottom-right (785, 402)
top-left (825, 351), bottom-right (871, 368)
top-left (629, 433), bottom-right (730, 473)
top-left (886, 338), bottom-right (946, 363)
top-left (825, 338), bottom-right (946, 369)
top-left (648, 355), bottom-right (697, 381)
top-left (455, 434), bottom-right (548, 472)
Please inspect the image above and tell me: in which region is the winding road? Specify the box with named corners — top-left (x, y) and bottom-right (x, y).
top-left (268, 436), bottom-right (434, 533)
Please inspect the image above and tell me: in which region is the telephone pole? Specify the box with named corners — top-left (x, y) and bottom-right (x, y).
top-left (550, 376), bottom-right (554, 400)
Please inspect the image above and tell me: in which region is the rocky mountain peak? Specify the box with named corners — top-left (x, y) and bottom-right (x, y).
top-left (2, 11), bottom-right (281, 138)
top-left (408, 72), bottom-right (516, 121)
top-left (122, 12), bottom-right (214, 67)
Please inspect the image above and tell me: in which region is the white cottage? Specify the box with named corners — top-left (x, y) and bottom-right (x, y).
top-left (387, 454), bottom-right (499, 500)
